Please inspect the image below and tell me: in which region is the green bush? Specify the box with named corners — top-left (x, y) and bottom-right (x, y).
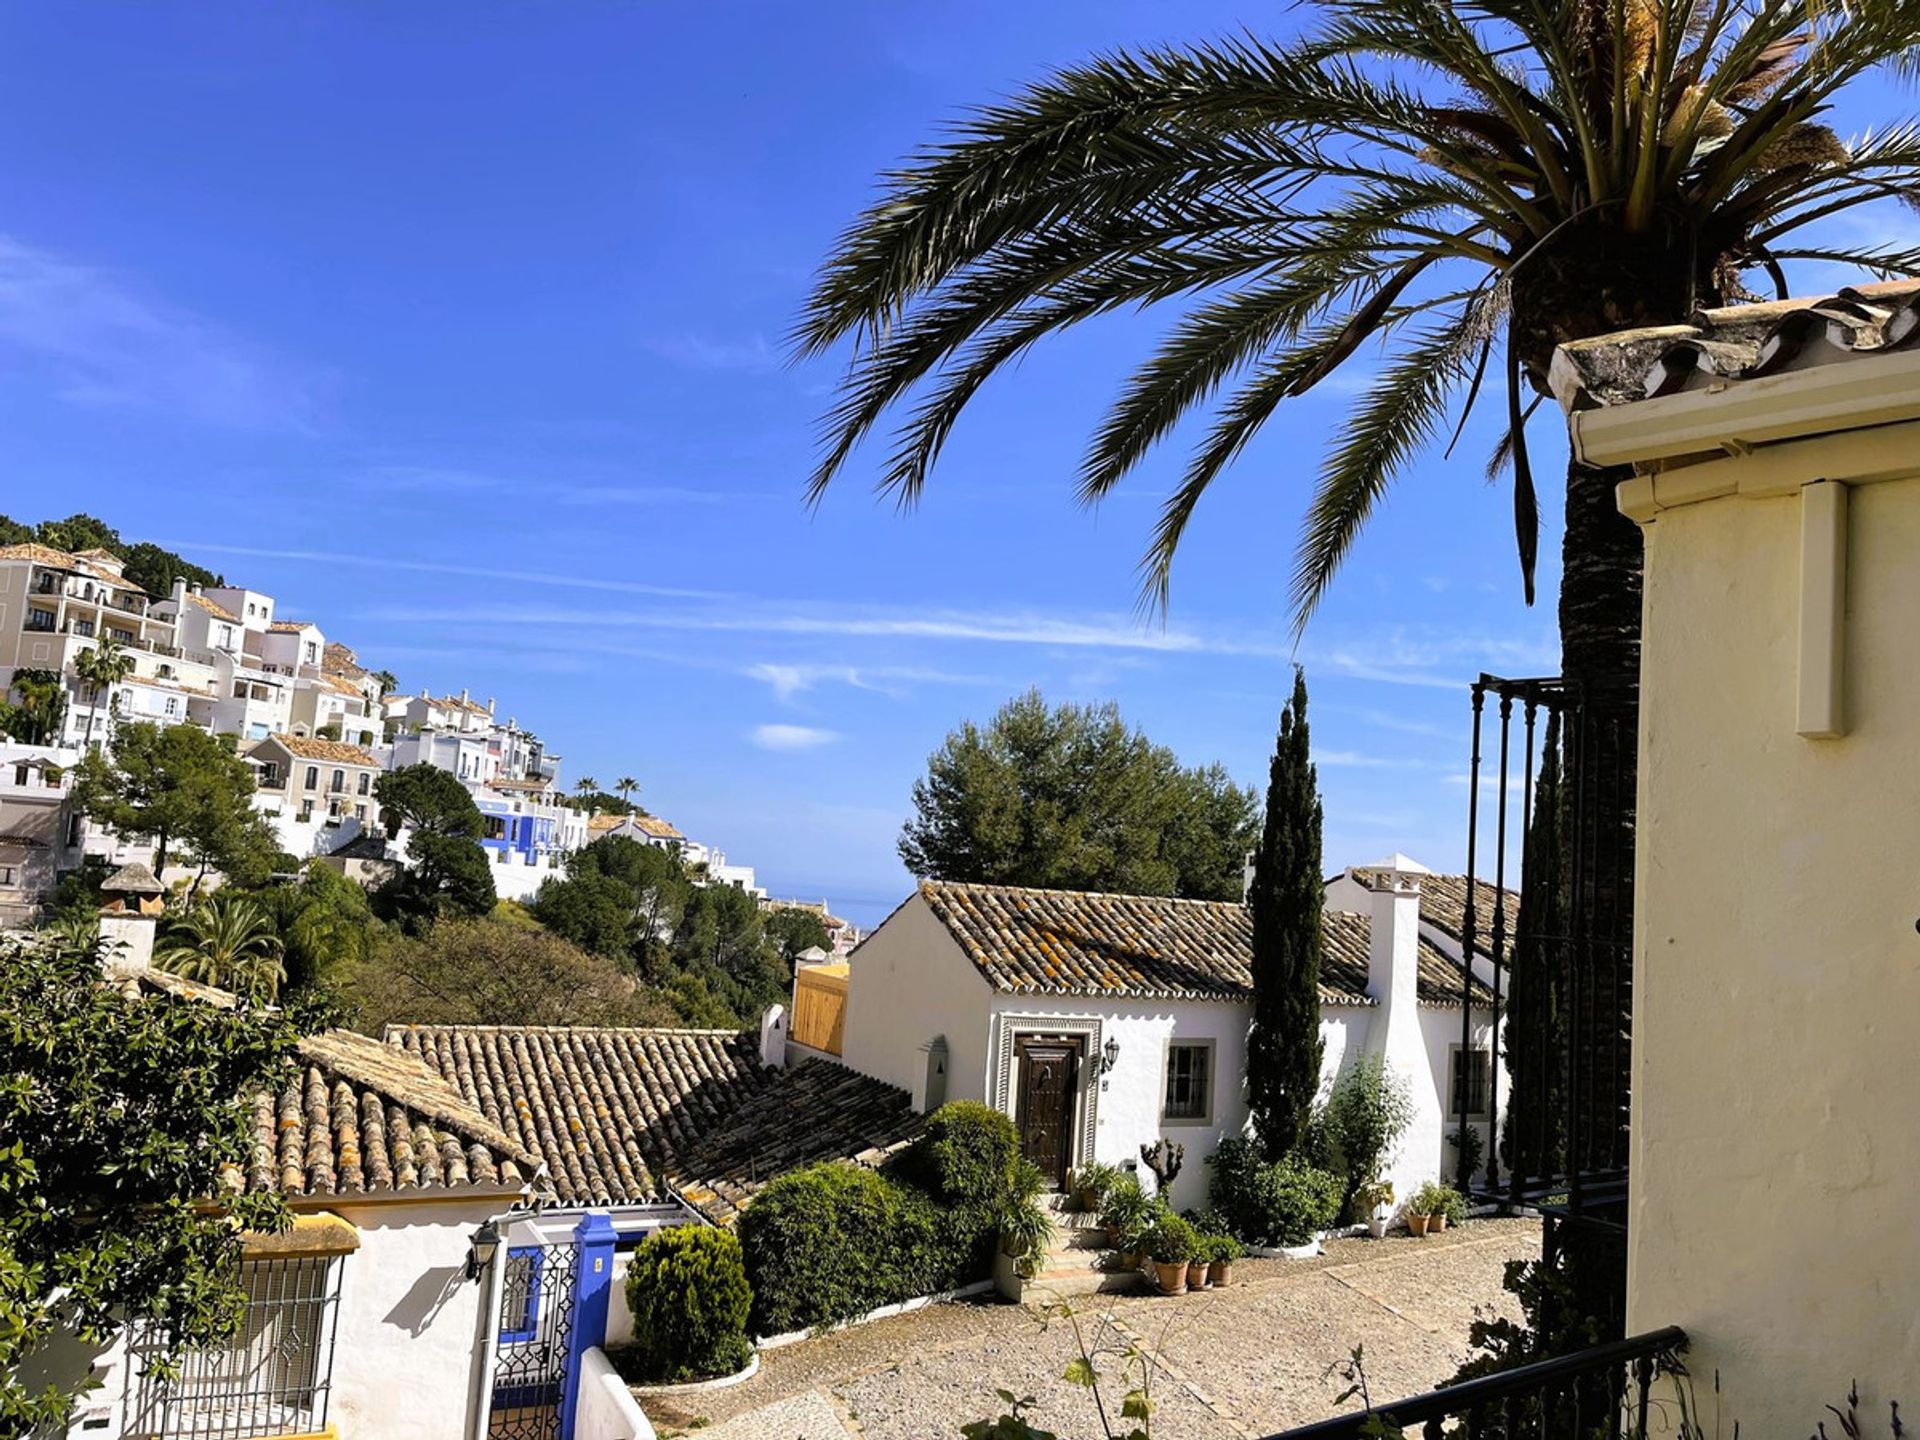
top-left (737, 1161), bottom-right (994, 1336)
top-left (1207, 1138), bottom-right (1342, 1247)
top-left (1099, 1173), bottom-right (1156, 1251)
top-left (920, 1100), bottom-right (1019, 1207)
top-left (621, 1225), bottom-right (752, 1382)
top-left (1322, 1055), bottom-right (1415, 1218)
top-left (1409, 1179), bottom-right (1469, 1224)
top-left (1146, 1212), bottom-right (1198, 1264)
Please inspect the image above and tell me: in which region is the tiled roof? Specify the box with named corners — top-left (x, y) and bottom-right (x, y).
top-left (916, 879), bottom-right (1489, 1007)
top-left (0, 542), bottom-right (84, 570)
top-left (321, 642), bottom-right (367, 679)
top-left (630, 814), bottom-right (682, 840)
top-left (269, 733), bottom-right (381, 765)
top-left (111, 967), bottom-right (543, 1200)
top-left (268, 619), bottom-right (315, 633)
top-left (385, 1025), bottom-right (920, 1217)
top-left (1550, 279), bottom-right (1920, 412)
top-left (185, 592), bottom-right (240, 622)
top-left (1416, 873), bottom-right (1522, 959)
top-left (304, 672), bottom-right (368, 698)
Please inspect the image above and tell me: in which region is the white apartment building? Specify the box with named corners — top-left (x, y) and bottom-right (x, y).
top-left (147, 583), bottom-right (299, 742)
top-left (246, 733), bottom-right (384, 859)
top-left (0, 742), bottom-right (86, 927)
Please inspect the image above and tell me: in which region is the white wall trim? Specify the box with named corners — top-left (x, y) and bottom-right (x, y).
top-left (988, 1012), bottom-right (1103, 1172)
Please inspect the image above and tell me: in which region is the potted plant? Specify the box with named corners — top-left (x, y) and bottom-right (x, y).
top-left (1146, 1214), bottom-right (1197, 1294)
top-left (1100, 1174), bottom-right (1153, 1261)
top-left (1185, 1239), bottom-right (1211, 1291)
top-left (1069, 1160), bottom-right (1121, 1213)
top-left (1205, 1234), bottom-right (1243, 1287)
top-left (1356, 1180), bottom-right (1395, 1239)
top-left (1408, 1180), bottom-right (1455, 1236)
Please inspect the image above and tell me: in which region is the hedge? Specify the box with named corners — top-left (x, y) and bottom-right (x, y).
top-left (621, 1225), bottom-right (752, 1382)
top-left (1207, 1137), bottom-right (1343, 1247)
top-left (918, 1100), bottom-right (1018, 1207)
top-left (736, 1159), bottom-right (996, 1336)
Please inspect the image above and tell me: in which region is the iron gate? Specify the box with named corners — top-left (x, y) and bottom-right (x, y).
top-left (488, 1241), bottom-right (580, 1440)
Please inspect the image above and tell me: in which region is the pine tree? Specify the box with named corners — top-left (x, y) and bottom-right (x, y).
top-left (1246, 668), bottom-right (1324, 1161)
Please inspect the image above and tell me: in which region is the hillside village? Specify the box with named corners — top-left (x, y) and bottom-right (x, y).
top-left (0, 520), bottom-right (860, 954)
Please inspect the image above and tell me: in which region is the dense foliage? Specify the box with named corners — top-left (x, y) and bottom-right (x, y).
top-left (736, 1161), bottom-right (989, 1337)
top-left (155, 894), bottom-right (288, 1003)
top-left (899, 689), bottom-right (1257, 900)
top-left (1322, 1055), bottom-right (1416, 1220)
top-left (1206, 1138), bottom-right (1342, 1247)
top-left (0, 511), bottom-right (220, 596)
top-left (620, 1225), bottom-right (753, 1382)
top-left (372, 764), bottom-right (495, 928)
top-left (72, 721), bottom-right (279, 885)
top-left (347, 916), bottom-right (674, 1032)
top-left (0, 930), bottom-right (299, 1433)
top-left (1246, 668), bottom-right (1325, 1160)
top-left (917, 1101), bottom-right (1019, 1207)
top-left (0, 669), bottom-right (67, 745)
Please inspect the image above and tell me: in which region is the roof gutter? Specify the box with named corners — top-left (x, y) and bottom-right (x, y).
top-left (1571, 347), bottom-right (1920, 470)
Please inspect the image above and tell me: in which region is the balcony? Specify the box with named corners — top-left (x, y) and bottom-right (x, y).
top-left (1264, 1327), bottom-right (1687, 1439)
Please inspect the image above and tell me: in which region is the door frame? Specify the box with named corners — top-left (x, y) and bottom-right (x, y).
top-left (989, 1013), bottom-right (1104, 1181)
top-left (1013, 1033), bottom-right (1084, 1188)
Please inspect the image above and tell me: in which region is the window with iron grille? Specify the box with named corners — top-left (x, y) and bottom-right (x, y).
top-left (128, 1254), bottom-right (344, 1440)
top-left (1450, 1046), bottom-right (1493, 1121)
top-left (1163, 1041), bottom-right (1213, 1123)
top-left (499, 1247), bottom-right (544, 1344)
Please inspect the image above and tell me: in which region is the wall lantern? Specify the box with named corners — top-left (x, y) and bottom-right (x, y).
top-left (465, 1218), bottom-right (502, 1283)
top-left (1100, 1036), bottom-right (1122, 1076)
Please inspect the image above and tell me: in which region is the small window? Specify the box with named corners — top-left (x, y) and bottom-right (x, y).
top-left (1450, 1046), bottom-right (1493, 1121)
top-left (499, 1247), bottom-right (544, 1343)
top-left (0, 865), bottom-right (15, 888)
top-left (357, 772), bottom-right (371, 796)
top-left (129, 1253), bottom-right (344, 1439)
top-left (303, 765), bottom-right (319, 789)
top-left (330, 769), bottom-right (345, 793)
top-left (1163, 1042), bottom-right (1213, 1124)
top-left (11, 764), bottom-right (26, 786)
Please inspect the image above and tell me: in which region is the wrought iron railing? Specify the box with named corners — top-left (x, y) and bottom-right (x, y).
top-left (1262, 1327), bottom-right (1687, 1439)
top-left (1455, 675), bottom-right (1635, 1238)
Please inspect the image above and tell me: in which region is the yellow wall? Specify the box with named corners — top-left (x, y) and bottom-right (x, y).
top-left (1627, 463), bottom-right (1920, 1428)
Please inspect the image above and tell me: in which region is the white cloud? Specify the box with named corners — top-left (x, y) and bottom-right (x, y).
top-left (0, 234), bottom-right (318, 429)
top-left (646, 332), bottom-right (779, 372)
top-left (751, 723), bottom-right (840, 751)
top-left (1316, 750), bottom-right (1431, 769)
top-left (743, 661), bottom-right (996, 702)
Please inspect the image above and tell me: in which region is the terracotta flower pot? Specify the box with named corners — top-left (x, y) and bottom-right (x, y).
top-left (1152, 1260), bottom-right (1188, 1294)
top-left (1186, 1260), bottom-right (1209, 1289)
top-left (1209, 1260), bottom-right (1234, 1287)
top-left (1429, 1213), bottom-right (1449, 1233)
top-left (1105, 1223), bottom-right (1122, 1248)
top-left (1407, 1213), bottom-right (1431, 1237)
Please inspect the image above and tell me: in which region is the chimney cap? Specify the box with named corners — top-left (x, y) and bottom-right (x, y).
top-left (1351, 853), bottom-right (1431, 892)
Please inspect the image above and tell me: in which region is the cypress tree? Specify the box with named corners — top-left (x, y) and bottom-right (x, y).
top-left (1246, 667), bottom-right (1325, 1161)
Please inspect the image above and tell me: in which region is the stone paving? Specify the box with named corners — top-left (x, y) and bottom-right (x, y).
top-left (638, 1217), bottom-right (1539, 1440)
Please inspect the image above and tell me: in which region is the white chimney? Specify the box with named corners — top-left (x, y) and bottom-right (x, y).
top-left (759, 1004), bottom-right (788, 1068)
top-left (1355, 852), bottom-right (1429, 1013)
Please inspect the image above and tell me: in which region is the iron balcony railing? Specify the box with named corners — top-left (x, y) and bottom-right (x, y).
top-left (1262, 1327), bottom-right (1687, 1440)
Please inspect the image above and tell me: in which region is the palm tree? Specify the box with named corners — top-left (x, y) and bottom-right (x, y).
top-left (155, 894), bottom-right (287, 1004)
top-left (74, 637), bottom-right (135, 751)
top-left (574, 776), bottom-right (601, 815)
top-left (799, 0), bottom-right (1920, 819)
top-left (614, 775), bottom-right (640, 813)
top-left (4, 670), bottom-right (68, 746)
top-left (372, 668), bottom-right (399, 698)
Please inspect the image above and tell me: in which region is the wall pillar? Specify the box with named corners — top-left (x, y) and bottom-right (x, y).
top-left (559, 1212), bottom-right (616, 1440)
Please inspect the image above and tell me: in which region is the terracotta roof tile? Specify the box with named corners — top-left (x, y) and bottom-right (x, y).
top-left (268, 733), bottom-right (381, 765)
top-left (268, 619), bottom-right (316, 633)
top-left (385, 1025), bottom-right (919, 1218)
top-left (0, 542), bottom-right (84, 570)
top-left (917, 879), bottom-right (1492, 1007)
top-left (185, 592), bottom-right (240, 622)
top-left (112, 968), bottom-right (541, 1198)
top-left (1550, 279), bottom-right (1920, 411)
top-left (1416, 873), bottom-right (1522, 959)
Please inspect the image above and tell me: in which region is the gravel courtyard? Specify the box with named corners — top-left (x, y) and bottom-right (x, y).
top-left (638, 1216), bottom-right (1540, 1440)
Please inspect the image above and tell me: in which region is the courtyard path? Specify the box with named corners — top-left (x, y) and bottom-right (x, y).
top-left (638, 1216), bottom-right (1539, 1440)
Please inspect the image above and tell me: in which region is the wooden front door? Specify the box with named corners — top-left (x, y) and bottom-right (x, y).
top-left (1014, 1036), bottom-right (1081, 1188)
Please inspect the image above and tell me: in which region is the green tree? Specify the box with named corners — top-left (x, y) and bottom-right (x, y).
top-left (370, 669), bottom-right (398, 697)
top-left (1246, 669), bottom-right (1325, 1160)
top-left (71, 721), bottom-right (276, 884)
top-left (155, 894), bottom-right (289, 1004)
top-left (370, 767), bottom-right (499, 929)
top-left (1323, 1054), bottom-right (1416, 1220)
top-left (0, 513), bottom-right (32, 546)
top-left (0, 929), bottom-right (300, 1433)
top-left (672, 883), bottom-right (787, 1022)
top-left (118, 541), bottom-right (220, 598)
top-left (73, 636), bottom-right (135, 751)
top-left (373, 763), bottom-right (483, 839)
top-left (572, 776), bottom-right (601, 813)
top-left (530, 871), bottom-right (639, 960)
top-left (347, 917), bottom-right (673, 1032)
top-left (33, 512), bottom-right (120, 554)
top-left (614, 775), bottom-right (640, 810)
top-left (2, 669), bottom-right (68, 746)
top-left (900, 689), bottom-right (1257, 899)
top-left (233, 860), bottom-right (385, 995)
top-left (764, 906), bottom-right (833, 970)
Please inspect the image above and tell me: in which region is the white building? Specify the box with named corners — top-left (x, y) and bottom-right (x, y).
top-left (0, 741), bottom-right (85, 927)
top-left (246, 733), bottom-right (385, 858)
top-left (811, 856), bottom-right (1506, 1214)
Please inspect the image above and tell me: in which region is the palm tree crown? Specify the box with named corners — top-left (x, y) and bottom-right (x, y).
top-left (155, 895), bottom-right (287, 1005)
top-left (75, 637), bottom-right (135, 750)
top-left (799, 0), bottom-right (1920, 622)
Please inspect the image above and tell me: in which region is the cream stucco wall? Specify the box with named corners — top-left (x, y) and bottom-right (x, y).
top-left (326, 1198), bottom-right (498, 1440)
top-left (838, 894), bottom-right (994, 1107)
top-left (1626, 461), bottom-right (1920, 1427)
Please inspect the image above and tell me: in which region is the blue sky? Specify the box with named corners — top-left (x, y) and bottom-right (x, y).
top-left (1, 3), bottom-right (1894, 924)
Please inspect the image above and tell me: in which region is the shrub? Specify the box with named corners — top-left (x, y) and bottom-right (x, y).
top-left (1067, 1159), bottom-right (1122, 1211)
top-left (1207, 1138), bottom-right (1341, 1247)
top-left (622, 1225), bottom-right (752, 1382)
top-left (1146, 1213), bottom-right (1197, 1264)
top-left (1321, 1055), bottom-right (1415, 1218)
top-left (737, 1161), bottom-right (994, 1336)
top-left (1447, 1123), bottom-right (1485, 1185)
top-left (920, 1100), bottom-right (1019, 1207)
top-left (1199, 1233), bottom-right (1244, 1264)
top-left (995, 1159), bottom-right (1055, 1275)
top-left (1409, 1180), bottom-right (1468, 1224)
top-left (1099, 1173), bottom-right (1156, 1251)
